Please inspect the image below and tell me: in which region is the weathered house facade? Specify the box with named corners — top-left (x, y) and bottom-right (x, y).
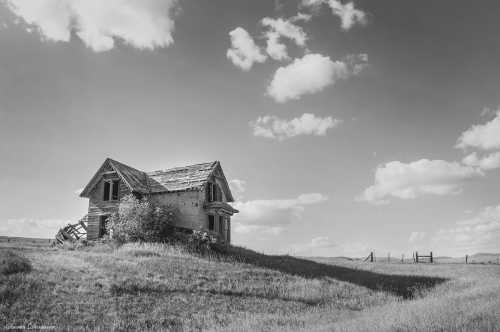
top-left (79, 158), bottom-right (238, 243)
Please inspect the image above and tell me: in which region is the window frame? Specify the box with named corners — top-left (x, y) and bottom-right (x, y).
top-left (103, 179), bottom-right (120, 202)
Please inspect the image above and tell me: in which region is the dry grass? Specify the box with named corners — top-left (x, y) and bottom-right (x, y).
top-left (0, 238), bottom-right (499, 331)
top-left (0, 250), bottom-right (32, 275)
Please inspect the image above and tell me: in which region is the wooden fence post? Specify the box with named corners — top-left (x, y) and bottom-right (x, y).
top-left (466, 254), bottom-right (468, 264)
top-left (415, 251), bottom-right (419, 263)
top-left (430, 251), bottom-right (433, 263)
top-left (370, 251), bottom-right (374, 263)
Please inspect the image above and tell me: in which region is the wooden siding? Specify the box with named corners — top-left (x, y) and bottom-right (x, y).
top-left (87, 174), bottom-right (130, 240)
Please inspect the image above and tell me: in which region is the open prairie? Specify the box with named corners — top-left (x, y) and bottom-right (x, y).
top-left (1, 237), bottom-right (499, 331)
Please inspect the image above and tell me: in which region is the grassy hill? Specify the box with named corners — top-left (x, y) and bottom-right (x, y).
top-left (1, 238), bottom-right (499, 331)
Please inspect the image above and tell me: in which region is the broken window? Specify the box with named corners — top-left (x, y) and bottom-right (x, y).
top-left (112, 180), bottom-right (119, 200)
top-left (208, 215), bottom-right (215, 231)
top-left (103, 179), bottom-right (119, 201)
top-left (207, 182), bottom-right (222, 202)
top-left (103, 181), bottom-right (110, 201)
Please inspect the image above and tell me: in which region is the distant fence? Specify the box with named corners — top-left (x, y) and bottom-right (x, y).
top-left (364, 251), bottom-right (434, 263)
top-left (414, 251), bottom-right (433, 263)
top-left (364, 251), bottom-right (500, 264)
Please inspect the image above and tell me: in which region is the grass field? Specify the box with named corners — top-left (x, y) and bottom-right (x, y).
top-left (1, 237), bottom-right (499, 331)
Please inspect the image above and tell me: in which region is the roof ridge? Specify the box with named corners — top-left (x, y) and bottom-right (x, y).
top-left (146, 161), bottom-right (217, 174)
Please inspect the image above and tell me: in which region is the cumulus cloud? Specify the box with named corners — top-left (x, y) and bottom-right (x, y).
top-left (430, 205), bottom-right (500, 255)
top-left (302, 0), bottom-right (367, 30)
top-left (251, 113), bottom-right (341, 140)
top-left (232, 193), bottom-right (327, 234)
top-left (462, 152), bottom-right (500, 171)
top-left (261, 16), bottom-right (308, 61)
top-left (357, 159), bottom-right (483, 205)
top-left (227, 27), bottom-right (267, 71)
top-left (267, 53), bottom-right (365, 103)
top-left (456, 110), bottom-right (500, 151)
top-left (4, 0), bottom-right (178, 52)
top-left (0, 218), bottom-right (69, 238)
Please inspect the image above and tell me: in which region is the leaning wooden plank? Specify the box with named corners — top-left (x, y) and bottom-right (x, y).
top-left (79, 219), bottom-right (88, 231)
top-left (61, 229), bottom-right (75, 241)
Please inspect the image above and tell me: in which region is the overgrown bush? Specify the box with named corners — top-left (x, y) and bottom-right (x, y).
top-left (108, 194), bottom-right (178, 243)
top-left (0, 250), bottom-right (32, 275)
top-left (184, 230), bottom-right (219, 255)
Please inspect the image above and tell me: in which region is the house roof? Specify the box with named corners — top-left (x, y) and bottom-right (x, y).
top-left (146, 161), bottom-right (218, 193)
top-left (80, 158), bottom-right (234, 201)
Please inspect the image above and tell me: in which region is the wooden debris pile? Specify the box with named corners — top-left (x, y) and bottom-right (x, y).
top-left (55, 215), bottom-right (88, 246)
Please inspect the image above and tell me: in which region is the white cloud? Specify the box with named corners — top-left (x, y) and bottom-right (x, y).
top-left (302, 0), bottom-right (367, 30)
top-left (227, 27), bottom-right (267, 71)
top-left (229, 179), bottom-right (246, 201)
top-left (5, 0), bottom-right (178, 52)
top-left (462, 152), bottom-right (500, 171)
top-left (264, 32), bottom-right (289, 61)
top-left (358, 159), bottom-right (483, 205)
top-left (431, 205), bottom-right (500, 255)
top-left (409, 231), bottom-right (426, 244)
top-left (232, 193), bottom-right (327, 234)
top-left (267, 53), bottom-right (350, 103)
top-left (291, 12), bottom-right (313, 23)
top-left (0, 218), bottom-right (70, 238)
top-left (251, 113), bottom-right (341, 140)
top-left (456, 110), bottom-right (500, 151)
top-left (261, 16), bottom-right (308, 61)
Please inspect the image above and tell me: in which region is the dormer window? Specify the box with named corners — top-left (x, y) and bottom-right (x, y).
top-left (207, 182), bottom-right (222, 202)
top-left (103, 179), bottom-right (119, 201)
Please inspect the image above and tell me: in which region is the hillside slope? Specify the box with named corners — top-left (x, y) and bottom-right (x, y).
top-left (1, 239), bottom-right (499, 331)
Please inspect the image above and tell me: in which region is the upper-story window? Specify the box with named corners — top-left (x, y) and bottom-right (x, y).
top-left (207, 182), bottom-right (222, 202)
top-left (103, 179), bottom-right (119, 201)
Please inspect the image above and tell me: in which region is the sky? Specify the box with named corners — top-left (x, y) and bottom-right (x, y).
top-left (1, 0), bottom-right (500, 257)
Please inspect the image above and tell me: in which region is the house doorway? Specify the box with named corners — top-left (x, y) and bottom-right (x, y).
top-left (99, 215), bottom-right (110, 237)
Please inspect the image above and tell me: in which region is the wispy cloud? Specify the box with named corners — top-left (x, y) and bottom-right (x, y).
top-left (409, 231), bottom-right (426, 244)
top-left (232, 193), bottom-right (327, 235)
top-left (251, 113), bottom-right (341, 140)
top-left (287, 236), bottom-right (369, 257)
top-left (229, 179), bottom-right (246, 201)
top-left (261, 16), bottom-right (309, 61)
top-left (430, 205), bottom-right (500, 255)
top-left (302, 0), bottom-right (367, 31)
top-left (4, 0), bottom-right (179, 52)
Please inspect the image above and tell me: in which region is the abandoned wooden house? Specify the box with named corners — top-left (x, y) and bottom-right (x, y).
top-left (79, 158), bottom-right (238, 243)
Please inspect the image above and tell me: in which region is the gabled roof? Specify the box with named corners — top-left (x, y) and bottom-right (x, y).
top-left (79, 158), bottom-right (235, 202)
